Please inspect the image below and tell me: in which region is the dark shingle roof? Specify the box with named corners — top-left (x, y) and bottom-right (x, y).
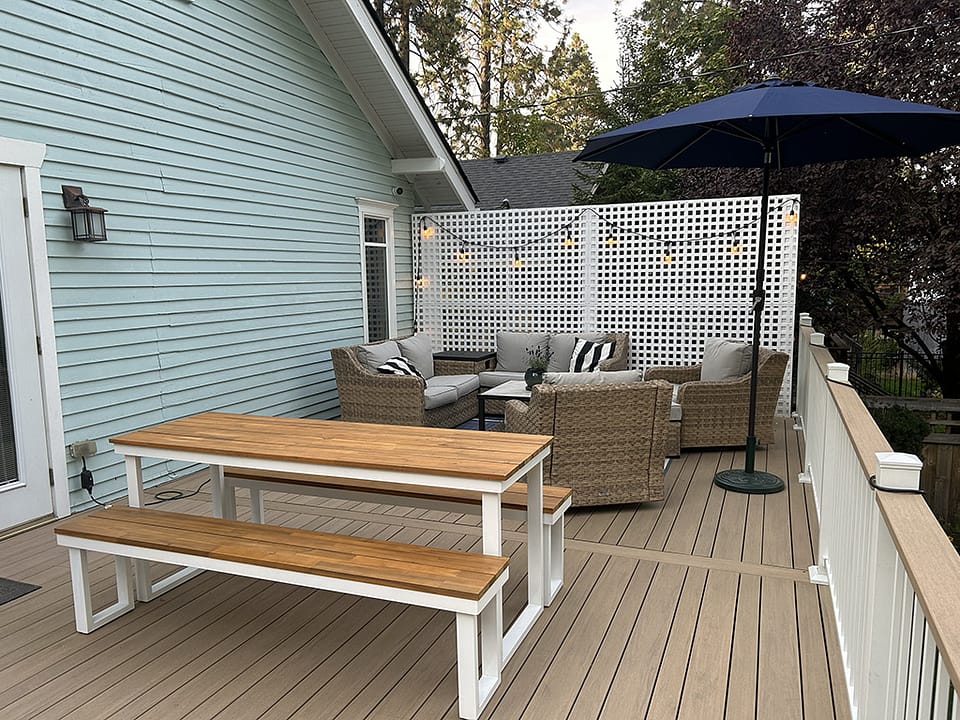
top-left (458, 151), bottom-right (600, 210)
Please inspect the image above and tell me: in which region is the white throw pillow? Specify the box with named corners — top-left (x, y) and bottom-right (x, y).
top-left (569, 338), bottom-right (616, 372)
top-left (700, 338), bottom-right (752, 381)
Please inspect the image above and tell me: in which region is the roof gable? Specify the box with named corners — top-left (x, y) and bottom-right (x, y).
top-left (459, 151), bottom-right (600, 210)
top-left (289, 0), bottom-right (477, 210)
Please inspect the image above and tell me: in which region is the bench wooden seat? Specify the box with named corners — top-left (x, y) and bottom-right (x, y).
top-left (55, 506), bottom-right (508, 720)
top-left (222, 466), bottom-right (572, 605)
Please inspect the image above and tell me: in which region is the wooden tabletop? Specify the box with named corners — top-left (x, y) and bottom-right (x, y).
top-left (110, 412), bottom-right (552, 482)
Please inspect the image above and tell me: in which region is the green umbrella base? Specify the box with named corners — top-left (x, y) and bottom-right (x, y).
top-left (714, 468), bottom-right (784, 494)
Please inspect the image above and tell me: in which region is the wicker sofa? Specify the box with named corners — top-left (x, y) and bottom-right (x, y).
top-left (504, 378), bottom-right (673, 506)
top-left (330, 337), bottom-right (479, 428)
top-left (645, 346), bottom-right (789, 451)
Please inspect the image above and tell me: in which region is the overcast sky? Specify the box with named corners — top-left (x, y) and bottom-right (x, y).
top-left (539, 0), bottom-right (645, 90)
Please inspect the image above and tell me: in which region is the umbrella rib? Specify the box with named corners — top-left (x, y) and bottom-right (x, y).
top-left (838, 116), bottom-right (927, 155)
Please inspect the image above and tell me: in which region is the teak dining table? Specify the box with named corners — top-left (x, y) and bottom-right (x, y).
top-left (110, 411), bottom-right (553, 665)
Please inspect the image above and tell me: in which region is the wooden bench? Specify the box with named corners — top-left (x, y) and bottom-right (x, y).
top-left (221, 466), bottom-right (572, 605)
top-left (55, 506), bottom-right (509, 720)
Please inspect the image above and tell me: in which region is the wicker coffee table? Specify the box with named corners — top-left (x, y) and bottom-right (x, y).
top-left (478, 380), bottom-right (532, 430)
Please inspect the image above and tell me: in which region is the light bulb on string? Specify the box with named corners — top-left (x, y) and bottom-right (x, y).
top-left (729, 239), bottom-right (741, 255)
top-left (799, 272), bottom-right (808, 281)
top-left (605, 234), bottom-right (617, 246)
top-left (512, 250), bottom-right (523, 268)
top-left (420, 221), bottom-right (436, 239)
top-left (563, 233), bottom-right (575, 248)
top-left (784, 204), bottom-right (799, 226)
top-left (456, 243), bottom-right (470, 262)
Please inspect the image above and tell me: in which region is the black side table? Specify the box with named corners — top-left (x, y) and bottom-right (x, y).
top-left (433, 350), bottom-right (497, 373)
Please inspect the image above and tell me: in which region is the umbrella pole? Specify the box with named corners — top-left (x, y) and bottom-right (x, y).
top-left (714, 147), bottom-right (784, 494)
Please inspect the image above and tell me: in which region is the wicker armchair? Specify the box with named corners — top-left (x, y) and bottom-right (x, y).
top-left (645, 347), bottom-right (789, 450)
top-left (330, 342), bottom-right (477, 428)
top-left (504, 379), bottom-right (673, 506)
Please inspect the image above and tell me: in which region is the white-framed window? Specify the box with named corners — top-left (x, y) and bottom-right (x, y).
top-left (357, 199), bottom-right (398, 342)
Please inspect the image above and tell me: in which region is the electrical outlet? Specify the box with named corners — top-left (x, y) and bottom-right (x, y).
top-left (69, 440), bottom-right (98, 458)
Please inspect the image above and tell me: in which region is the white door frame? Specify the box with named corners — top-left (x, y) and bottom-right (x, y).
top-left (357, 198), bottom-right (398, 341)
top-left (1, 136), bottom-right (68, 519)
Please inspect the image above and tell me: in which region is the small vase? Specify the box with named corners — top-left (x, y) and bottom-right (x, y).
top-left (524, 367), bottom-right (544, 390)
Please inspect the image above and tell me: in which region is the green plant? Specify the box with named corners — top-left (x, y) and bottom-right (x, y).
top-left (526, 345), bottom-right (552, 372)
top-left (869, 405), bottom-right (930, 456)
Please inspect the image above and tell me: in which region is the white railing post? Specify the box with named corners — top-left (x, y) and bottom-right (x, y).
top-left (862, 452), bottom-right (922, 719)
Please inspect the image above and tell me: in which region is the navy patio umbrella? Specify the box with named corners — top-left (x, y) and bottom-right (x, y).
top-left (576, 78), bottom-right (960, 494)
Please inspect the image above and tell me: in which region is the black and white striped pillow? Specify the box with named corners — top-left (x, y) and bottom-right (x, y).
top-left (377, 356), bottom-right (423, 378)
top-left (569, 339), bottom-right (615, 372)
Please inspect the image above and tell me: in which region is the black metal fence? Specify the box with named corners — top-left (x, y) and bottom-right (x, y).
top-left (839, 350), bottom-right (943, 397)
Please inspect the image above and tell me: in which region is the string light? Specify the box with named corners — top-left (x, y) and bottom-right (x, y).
top-left (799, 272), bottom-right (808, 281)
top-left (785, 205), bottom-right (799, 226)
top-left (415, 198), bottom-right (799, 270)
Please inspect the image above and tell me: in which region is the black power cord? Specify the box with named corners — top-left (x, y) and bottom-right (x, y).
top-left (80, 456), bottom-right (111, 507)
top-left (145, 478), bottom-right (211, 505)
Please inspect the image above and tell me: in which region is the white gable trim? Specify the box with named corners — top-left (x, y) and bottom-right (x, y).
top-left (289, 0), bottom-right (476, 210)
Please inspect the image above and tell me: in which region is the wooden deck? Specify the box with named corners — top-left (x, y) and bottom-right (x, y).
top-left (0, 419), bottom-right (850, 719)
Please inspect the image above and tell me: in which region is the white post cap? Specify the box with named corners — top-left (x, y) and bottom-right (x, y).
top-left (827, 362), bottom-right (849, 383)
top-left (811, 332), bottom-right (825, 346)
top-left (799, 313), bottom-right (812, 326)
top-left (875, 452), bottom-right (923, 491)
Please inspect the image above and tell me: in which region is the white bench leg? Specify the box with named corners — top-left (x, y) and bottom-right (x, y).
top-left (455, 607), bottom-right (501, 720)
top-left (69, 549), bottom-right (137, 633)
top-left (546, 515), bottom-right (564, 606)
top-left (250, 486), bottom-right (265, 523)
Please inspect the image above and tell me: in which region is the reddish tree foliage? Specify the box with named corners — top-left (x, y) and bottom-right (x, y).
top-left (691, 0), bottom-right (960, 397)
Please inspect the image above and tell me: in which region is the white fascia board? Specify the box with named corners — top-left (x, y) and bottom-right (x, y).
top-left (289, 0), bottom-right (476, 210)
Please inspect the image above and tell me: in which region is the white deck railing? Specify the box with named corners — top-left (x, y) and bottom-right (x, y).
top-left (796, 316), bottom-right (960, 720)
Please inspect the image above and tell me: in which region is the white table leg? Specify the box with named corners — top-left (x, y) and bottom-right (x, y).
top-left (526, 462), bottom-right (545, 608)
top-left (124, 455), bottom-right (153, 601)
top-left (210, 464), bottom-right (226, 519)
top-left (480, 492), bottom-right (503, 556)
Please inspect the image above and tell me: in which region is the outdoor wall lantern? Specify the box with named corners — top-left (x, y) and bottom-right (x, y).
top-left (61, 185), bottom-right (108, 242)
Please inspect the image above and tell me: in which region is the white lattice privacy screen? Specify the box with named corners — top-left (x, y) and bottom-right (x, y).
top-left (414, 195), bottom-right (800, 415)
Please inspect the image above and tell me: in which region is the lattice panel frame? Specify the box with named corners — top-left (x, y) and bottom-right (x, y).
top-left (415, 196), bottom-right (799, 415)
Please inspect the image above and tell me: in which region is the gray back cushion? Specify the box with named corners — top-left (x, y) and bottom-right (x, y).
top-left (496, 331), bottom-right (550, 372)
top-left (700, 338), bottom-right (752, 381)
top-left (544, 369), bottom-right (641, 385)
top-left (356, 340), bottom-right (401, 372)
top-left (397, 333), bottom-right (435, 379)
top-left (547, 332), bottom-right (606, 372)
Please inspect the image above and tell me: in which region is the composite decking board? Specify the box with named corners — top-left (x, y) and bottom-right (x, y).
top-left (757, 577), bottom-right (804, 719)
top-left (34, 581), bottom-right (312, 720)
top-left (598, 563), bottom-right (689, 719)
top-left (796, 579), bottom-right (837, 720)
top-left (761, 421), bottom-right (796, 569)
top-left (677, 569), bottom-right (741, 719)
top-left (645, 566), bottom-right (711, 718)
top-left (565, 560), bottom-right (660, 720)
top-left (725, 573), bottom-right (761, 719)
top-left (664, 448), bottom-right (725, 557)
top-left (0, 423), bottom-right (849, 720)
top-left (484, 551), bottom-right (611, 720)
top-left (518, 555), bottom-right (640, 720)
top-left (820, 583), bottom-right (853, 720)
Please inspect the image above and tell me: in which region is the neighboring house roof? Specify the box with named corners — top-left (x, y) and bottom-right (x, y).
top-left (290, 0), bottom-right (477, 210)
top-left (458, 151), bottom-right (600, 210)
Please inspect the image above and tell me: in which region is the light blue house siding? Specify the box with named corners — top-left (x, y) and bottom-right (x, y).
top-left (1, 0), bottom-right (415, 509)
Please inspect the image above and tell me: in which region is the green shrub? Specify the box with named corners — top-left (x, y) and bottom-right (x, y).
top-left (869, 405), bottom-right (929, 456)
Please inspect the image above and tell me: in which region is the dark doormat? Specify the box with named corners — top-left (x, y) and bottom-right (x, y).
top-left (0, 577), bottom-right (41, 606)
